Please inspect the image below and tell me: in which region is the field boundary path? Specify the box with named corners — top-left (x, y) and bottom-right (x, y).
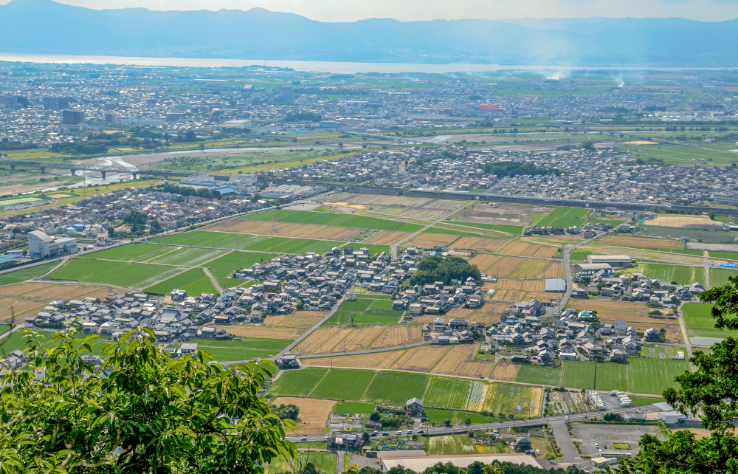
top-left (677, 302), bottom-right (695, 371)
top-left (559, 233), bottom-right (600, 312)
top-left (203, 268), bottom-right (222, 294)
top-left (298, 341), bottom-right (427, 359)
top-left (276, 296), bottom-right (347, 359)
top-left (704, 250), bottom-right (710, 289)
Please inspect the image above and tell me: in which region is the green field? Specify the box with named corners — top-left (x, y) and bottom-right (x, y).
top-left (424, 409), bottom-right (503, 426)
top-left (145, 269), bottom-right (217, 296)
top-left (537, 207), bottom-right (589, 227)
top-left (628, 358), bottom-right (690, 395)
top-left (156, 230), bottom-right (345, 254)
top-left (268, 451), bottom-right (336, 474)
top-left (341, 243), bottom-right (391, 256)
top-left (624, 143), bottom-right (738, 167)
top-left (562, 361), bottom-right (629, 392)
top-left (682, 302), bottom-right (738, 340)
top-left (177, 337), bottom-right (292, 362)
top-left (242, 210), bottom-right (422, 232)
top-left (425, 435), bottom-right (507, 455)
top-left (0, 262), bottom-right (57, 286)
top-left (310, 369), bottom-right (377, 400)
top-left (84, 244), bottom-right (226, 266)
top-left (0, 332), bottom-right (111, 357)
top-left (484, 383), bottom-right (541, 418)
top-left (630, 263), bottom-right (705, 285)
top-left (709, 251), bottom-right (738, 261)
top-left (49, 258), bottom-right (182, 289)
top-left (515, 365), bottom-right (563, 386)
top-left (332, 401), bottom-right (376, 415)
top-left (424, 377), bottom-right (488, 411)
top-left (710, 268), bottom-right (738, 288)
top-left (362, 371), bottom-right (429, 405)
top-left (269, 367), bottom-right (329, 397)
top-left (570, 250), bottom-right (595, 261)
top-left (440, 221), bottom-right (524, 236)
top-left (206, 251), bottom-right (278, 281)
top-left (325, 297), bottom-right (400, 326)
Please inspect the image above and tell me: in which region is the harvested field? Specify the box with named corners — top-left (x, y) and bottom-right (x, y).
top-left (214, 325), bottom-right (303, 340)
top-left (468, 302), bottom-right (513, 326)
top-left (523, 234), bottom-right (584, 242)
top-left (271, 397), bottom-right (334, 435)
top-left (208, 219), bottom-right (360, 240)
top-left (598, 235), bottom-right (681, 249)
top-left (392, 345), bottom-right (451, 372)
top-left (484, 383), bottom-right (542, 418)
top-left (0, 282), bottom-right (52, 296)
top-left (500, 241), bottom-right (558, 258)
top-left (0, 282), bottom-right (111, 300)
top-left (643, 215), bottom-right (723, 230)
top-left (537, 261), bottom-right (565, 278)
top-left (331, 325), bottom-right (387, 353)
top-left (527, 292), bottom-right (558, 301)
top-left (292, 327), bottom-right (354, 355)
top-left (446, 308), bottom-right (476, 319)
top-left (492, 289), bottom-right (526, 301)
top-left (491, 279), bottom-right (546, 291)
top-left (469, 254), bottom-right (562, 278)
top-left (366, 231), bottom-right (413, 245)
top-left (404, 233), bottom-right (460, 248)
top-left (0, 298), bottom-right (46, 320)
top-left (278, 311), bottom-right (326, 328)
top-left (263, 315), bottom-right (286, 326)
top-left (326, 193), bottom-right (463, 220)
top-left (370, 325), bottom-right (422, 349)
top-left (450, 236), bottom-right (508, 253)
top-left (490, 362), bottom-right (519, 382)
top-left (568, 300), bottom-right (647, 322)
top-left (432, 344), bottom-right (493, 378)
top-left (301, 351), bottom-right (401, 369)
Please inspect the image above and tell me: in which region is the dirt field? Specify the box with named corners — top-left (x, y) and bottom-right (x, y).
top-left (331, 325), bottom-right (387, 353)
top-left (215, 325), bottom-right (304, 340)
top-left (208, 219), bottom-right (361, 240)
top-left (643, 215), bottom-right (723, 230)
top-left (598, 235), bottom-right (681, 249)
top-left (301, 351), bottom-right (401, 369)
top-left (370, 325), bottom-right (421, 349)
top-left (491, 279), bottom-right (546, 291)
top-left (454, 203), bottom-right (551, 227)
top-left (490, 362), bottom-right (520, 381)
top-left (326, 193), bottom-right (464, 220)
top-left (431, 344), bottom-right (493, 378)
top-left (0, 282), bottom-right (113, 321)
top-left (500, 241), bottom-right (558, 258)
top-left (567, 299), bottom-right (647, 322)
top-left (445, 308), bottom-right (476, 319)
top-left (404, 233), bottom-right (460, 248)
top-left (263, 315), bottom-right (287, 326)
top-left (392, 345), bottom-right (451, 372)
top-left (0, 298), bottom-right (46, 321)
top-left (278, 311), bottom-right (326, 328)
top-left (587, 245), bottom-right (702, 265)
top-left (450, 236), bottom-right (509, 253)
top-left (469, 255), bottom-right (563, 279)
top-left (466, 302), bottom-right (513, 326)
top-left (292, 327), bottom-right (355, 355)
top-left (271, 397), bottom-right (335, 435)
top-left (366, 231), bottom-right (413, 245)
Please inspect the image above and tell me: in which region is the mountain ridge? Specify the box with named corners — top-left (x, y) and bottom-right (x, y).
top-left (1, 0), bottom-right (736, 66)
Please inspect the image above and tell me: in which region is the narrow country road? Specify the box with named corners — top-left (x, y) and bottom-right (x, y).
top-left (559, 234), bottom-right (599, 312)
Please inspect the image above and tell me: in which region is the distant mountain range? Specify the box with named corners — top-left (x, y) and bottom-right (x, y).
top-left (1, 0), bottom-right (737, 66)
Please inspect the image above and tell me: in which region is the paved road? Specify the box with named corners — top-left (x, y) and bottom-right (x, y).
top-left (286, 404), bottom-right (660, 443)
top-left (550, 421), bottom-right (579, 463)
top-left (559, 234), bottom-right (599, 312)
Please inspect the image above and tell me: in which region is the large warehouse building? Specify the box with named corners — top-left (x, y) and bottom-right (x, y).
top-left (29, 230), bottom-right (77, 258)
top-left (586, 255), bottom-right (635, 268)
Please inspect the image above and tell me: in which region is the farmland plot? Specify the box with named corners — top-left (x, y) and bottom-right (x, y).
top-left (215, 325), bottom-right (303, 340)
top-left (424, 377), bottom-right (488, 411)
top-left (301, 351), bottom-right (402, 369)
top-left (310, 369), bottom-right (377, 400)
top-left (269, 367), bottom-right (328, 397)
top-left (330, 326), bottom-right (387, 353)
top-left (500, 241), bottom-right (558, 258)
top-left (598, 235), bottom-right (681, 250)
top-left (369, 325), bottom-right (422, 349)
top-left (515, 365), bottom-right (562, 386)
top-left (432, 344), bottom-right (493, 378)
top-left (366, 231), bottom-right (414, 245)
top-left (278, 311), bottom-right (326, 328)
top-left (484, 383), bottom-right (542, 418)
top-left (628, 359), bottom-right (690, 395)
top-left (362, 371), bottom-right (430, 405)
top-left (209, 219), bottom-right (361, 240)
top-left (405, 233), bottom-right (460, 248)
top-left (450, 236), bottom-right (508, 253)
top-left (489, 362), bottom-right (520, 382)
top-left (271, 397), bottom-right (334, 435)
top-left (292, 327), bottom-right (354, 355)
top-left (391, 345), bottom-right (451, 372)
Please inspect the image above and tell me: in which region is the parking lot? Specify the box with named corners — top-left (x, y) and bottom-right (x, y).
top-left (571, 423), bottom-right (658, 458)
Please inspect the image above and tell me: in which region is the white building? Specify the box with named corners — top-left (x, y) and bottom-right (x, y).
top-left (29, 230), bottom-right (57, 257)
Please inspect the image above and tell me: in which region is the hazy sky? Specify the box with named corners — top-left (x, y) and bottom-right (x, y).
top-left (7, 0), bottom-right (738, 22)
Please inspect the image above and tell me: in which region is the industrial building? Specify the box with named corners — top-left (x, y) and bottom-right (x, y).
top-left (586, 255), bottom-right (635, 268)
top-left (62, 110), bottom-right (85, 125)
top-left (28, 230), bottom-right (77, 258)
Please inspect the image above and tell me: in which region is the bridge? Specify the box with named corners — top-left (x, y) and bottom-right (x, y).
top-left (0, 159), bottom-right (231, 180)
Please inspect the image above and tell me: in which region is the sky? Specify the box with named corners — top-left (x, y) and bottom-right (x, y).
top-left (4, 0), bottom-right (738, 22)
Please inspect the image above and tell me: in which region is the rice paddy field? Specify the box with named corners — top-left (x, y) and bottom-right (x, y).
top-left (536, 207), bottom-right (589, 227)
top-left (424, 410), bottom-right (503, 426)
top-left (0, 262), bottom-right (57, 286)
top-left (155, 231), bottom-right (344, 255)
top-left (332, 401), bottom-right (376, 415)
top-left (325, 297), bottom-right (399, 326)
top-left (361, 371), bottom-right (430, 405)
top-left (710, 268), bottom-right (738, 288)
top-left (562, 361), bottom-right (629, 392)
top-left (425, 435), bottom-right (507, 455)
top-left (628, 359), bottom-right (690, 395)
top-left (269, 367), bottom-right (329, 397)
top-left (423, 377), bottom-right (488, 411)
top-left (558, 359), bottom-right (688, 394)
top-left (173, 337), bottom-right (292, 362)
top-left (622, 263), bottom-right (706, 285)
top-left (48, 258), bottom-right (182, 289)
top-left (242, 210), bottom-right (422, 232)
top-left (145, 268), bottom-right (217, 296)
top-left (84, 244), bottom-right (227, 266)
top-left (206, 251), bottom-right (278, 282)
top-left (515, 364), bottom-right (563, 386)
top-left (682, 302), bottom-right (738, 341)
top-left (310, 369), bottom-right (377, 400)
top-left (483, 383), bottom-right (542, 418)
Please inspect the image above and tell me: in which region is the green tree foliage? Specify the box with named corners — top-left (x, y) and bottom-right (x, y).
top-left (123, 210), bottom-right (147, 226)
top-left (580, 141), bottom-right (597, 152)
top-left (149, 218), bottom-right (163, 234)
top-left (408, 255), bottom-right (481, 286)
top-left (284, 112), bottom-right (322, 123)
top-left (355, 461), bottom-right (582, 474)
top-left (612, 275), bottom-right (738, 473)
top-left (272, 404), bottom-right (300, 421)
top-left (0, 327), bottom-right (295, 473)
top-left (480, 162), bottom-right (562, 178)
top-left (159, 183), bottom-right (222, 199)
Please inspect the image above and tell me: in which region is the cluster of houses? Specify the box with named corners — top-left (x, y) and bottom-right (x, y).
top-left (573, 271), bottom-right (705, 304)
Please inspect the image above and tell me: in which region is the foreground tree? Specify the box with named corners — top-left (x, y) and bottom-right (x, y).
top-left (0, 327), bottom-right (295, 473)
top-left (611, 276), bottom-right (738, 473)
